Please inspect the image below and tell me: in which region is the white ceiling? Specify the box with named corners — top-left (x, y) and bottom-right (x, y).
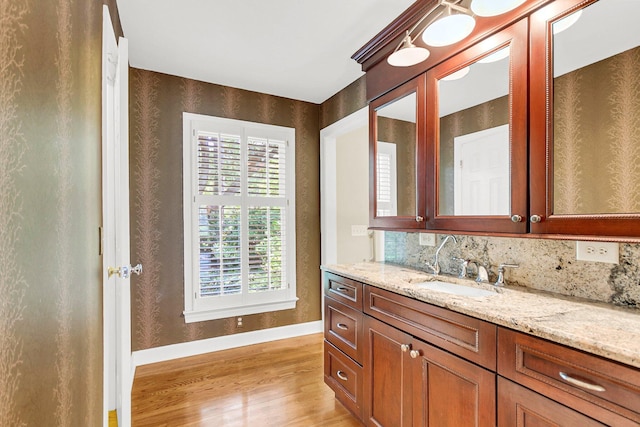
top-left (116, 0), bottom-right (415, 104)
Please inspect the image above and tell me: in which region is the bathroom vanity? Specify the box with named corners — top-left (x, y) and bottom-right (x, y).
top-left (322, 263), bottom-right (640, 426)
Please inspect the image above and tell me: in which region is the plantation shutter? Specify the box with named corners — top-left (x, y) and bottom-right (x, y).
top-left (197, 132), bottom-right (242, 297)
top-left (376, 142), bottom-right (397, 217)
top-left (195, 131), bottom-right (288, 299)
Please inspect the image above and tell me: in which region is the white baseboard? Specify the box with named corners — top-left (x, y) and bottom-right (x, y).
top-left (131, 320), bottom-right (323, 368)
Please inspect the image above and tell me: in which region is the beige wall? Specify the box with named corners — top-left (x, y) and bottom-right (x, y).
top-left (0, 0), bottom-right (114, 424)
top-left (336, 125), bottom-right (371, 263)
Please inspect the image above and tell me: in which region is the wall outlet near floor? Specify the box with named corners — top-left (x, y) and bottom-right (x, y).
top-left (576, 241), bottom-right (619, 264)
top-left (237, 317), bottom-right (243, 328)
top-left (351, 225), bottom-right (368, 237)
top-left (419, 233), bottom-right (436, 247)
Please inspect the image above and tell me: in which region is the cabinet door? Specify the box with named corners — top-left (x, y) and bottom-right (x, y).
top-left (364, 316), bottom-right (413, 427)
top-left (529, 0), bottom-right (640, 237)
top-left (498, 377), bottom-right (605, 426)
top-left (425, 19), bottom-right (528, 233)
top-left (411, 341), bottom-right (496, 427)
top-left (369, 75), bottom-right (427, 229)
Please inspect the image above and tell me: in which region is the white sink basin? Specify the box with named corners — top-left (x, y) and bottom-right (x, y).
top-left (414, 280), bottom-right (497, 298)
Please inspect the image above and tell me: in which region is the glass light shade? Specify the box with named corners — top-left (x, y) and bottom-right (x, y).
top-left (388, 46), bottom-right (430, 67)
top-left (471, 0), bottom-right (526, 17)
top-left (553, 10), bottom-right (583, 34)
top-left (422, 14), bottom-right (476, 47)
top-left (441, 66), bottom-right (470, 81)
top-left (478, 46), bottom-right (510, 63)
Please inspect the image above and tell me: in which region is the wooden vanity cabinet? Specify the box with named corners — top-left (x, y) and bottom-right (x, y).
top-left (323, 272), bottom-right (365, 420)
top-left (498, 327), bottom-right (640, 426)
top-left (363, 303), bottom-right (496, 427)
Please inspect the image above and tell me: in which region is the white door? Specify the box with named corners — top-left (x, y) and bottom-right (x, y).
top-left (454, 124), bottom-right (510, 216)
top-left (102, 6), bottom-right (134, 427)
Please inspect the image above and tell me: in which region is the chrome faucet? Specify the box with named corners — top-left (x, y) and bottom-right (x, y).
top-left (425, 235), bottom-right (457, 275)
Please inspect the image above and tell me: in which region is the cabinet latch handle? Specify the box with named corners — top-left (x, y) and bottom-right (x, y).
top-left (336, 370), bottom-right (348, 381)
top-left (336, 323), bottom-right (348, 330)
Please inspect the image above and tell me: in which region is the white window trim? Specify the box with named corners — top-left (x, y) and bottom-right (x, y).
top-left (182, 112), bottom-right (297, 323)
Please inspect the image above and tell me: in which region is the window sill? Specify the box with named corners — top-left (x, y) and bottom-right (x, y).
top-left (184, 298), bottom-right (299, 323)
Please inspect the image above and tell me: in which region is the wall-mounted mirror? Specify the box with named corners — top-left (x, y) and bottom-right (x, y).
top-left (376, 92), bottom-right (417, 217)
top-left (369, 75), bottom-right (426, 229)
top-left (438, 46), bottom-right (511, 216)
top-left (551, 0), bottom-right (640, 216)
top-left (426, 20), bottom-right (528, 233)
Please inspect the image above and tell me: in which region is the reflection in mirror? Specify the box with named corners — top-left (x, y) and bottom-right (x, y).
top-left (438, 46), bottom-right (511, 216)
top-left (376, 92), bottom-right (417, 217)
top-left (552, 0), bottom-right (640, 215)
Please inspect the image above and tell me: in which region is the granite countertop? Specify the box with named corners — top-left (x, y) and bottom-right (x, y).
top-left (323, 262), bottom-right (640, 369)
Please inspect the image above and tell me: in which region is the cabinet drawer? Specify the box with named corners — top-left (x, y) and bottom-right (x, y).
top-left (324, 341), bottom-right (363, 420)
top-left (324, 272), bottom-right (363, 310)
top-left (498, 327), bottom-right (640, 426)
top-left (364, 285), bottom-right (496, 370)
top-left (325, 296), bottom-right (364, 363)
top-left (498, 377), bottom-right (605, 426)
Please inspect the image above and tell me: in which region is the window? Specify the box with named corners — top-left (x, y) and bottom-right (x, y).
top-left (183, 113), bottom-right (296, 322)
top-left (376, 141), bottom-right (397, 216)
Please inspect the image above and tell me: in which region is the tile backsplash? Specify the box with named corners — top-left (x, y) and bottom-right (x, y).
top-left (384, 232), bottom-right (640, 309)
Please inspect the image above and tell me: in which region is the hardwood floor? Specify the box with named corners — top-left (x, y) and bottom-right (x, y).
top-left (132, 333), bottom-right (362, 427)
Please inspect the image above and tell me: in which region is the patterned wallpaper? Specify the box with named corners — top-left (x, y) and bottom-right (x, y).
top-left (438, 96), bottom-right (509, 214)
top-left (320, 75), bottom-right (367, 129)
top-left (554, 46), bottom-right (640, 214)
top-left (129, 69), bottom-right (322, 350)
top-left (1, 0), bottom-right (109, 424)
top-left (378, 116), bottom-right (417, 216)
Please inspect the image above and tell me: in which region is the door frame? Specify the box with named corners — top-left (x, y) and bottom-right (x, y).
top-left (319, 106), bottom-right (368, 267)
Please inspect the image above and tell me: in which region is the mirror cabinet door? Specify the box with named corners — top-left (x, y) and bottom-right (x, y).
top-left (530, 0), bottom-right (640, 236)
top-left (370, 75), bottom-right (426, 229)
top-left (426, 20), bottom-right (528, 233)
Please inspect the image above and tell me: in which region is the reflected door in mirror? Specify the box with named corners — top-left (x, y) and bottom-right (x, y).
top-left (438, 46), bottom-right (511, 216)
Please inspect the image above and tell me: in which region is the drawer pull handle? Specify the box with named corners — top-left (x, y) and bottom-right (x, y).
top-left (559, 372), bottom-right (606, 392)
top-left (336, 323), bottom-right (349, 330)
top-left (336, 370), bottom-right (348, 381)
top-left (336, 286), bottom-right (350, 292)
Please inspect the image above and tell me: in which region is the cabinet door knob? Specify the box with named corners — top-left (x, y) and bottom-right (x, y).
top-left (416, 216), bottom-right (424, 222)
top-left (511, 214), bottom-right (522, 223)
top-left (530, 214), bottom-right (543, 223)
top-left (410, 350), bottom-right (421, 359)
top-left (400, 344), bottom-right (411, 352)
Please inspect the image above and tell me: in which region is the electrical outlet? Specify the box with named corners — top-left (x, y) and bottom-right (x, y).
top-left (419, 233), bottom-right (436, 246)
top-left (351, 225), bottom-right (368, 237)
top-left (576, 241), bottom-right (619, 264)
top-left (237, 317), bottom-right (243, 328)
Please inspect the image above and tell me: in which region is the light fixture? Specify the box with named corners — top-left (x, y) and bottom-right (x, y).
top-left (422, 2), bottom-right (475, 47)
top-left (387, 32), bottom-right (430, 67)
top-left (441, 66), bottom-right (470, 81)
top-left (477, 46), bottom-right (510, 63)
top-left (387, 0), bottom-right (528, 68)
top-left (471, 0), bottom-right (526, 17)
top-left (552, 9), bottom-right (583, 34)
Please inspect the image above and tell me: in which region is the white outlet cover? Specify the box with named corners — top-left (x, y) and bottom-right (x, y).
top-left (351, 225), bottom-right (368, 237)
top-left (419, 233), bottom-right (436, 246)
top-left (576, 241), bottom-right (619, 264)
